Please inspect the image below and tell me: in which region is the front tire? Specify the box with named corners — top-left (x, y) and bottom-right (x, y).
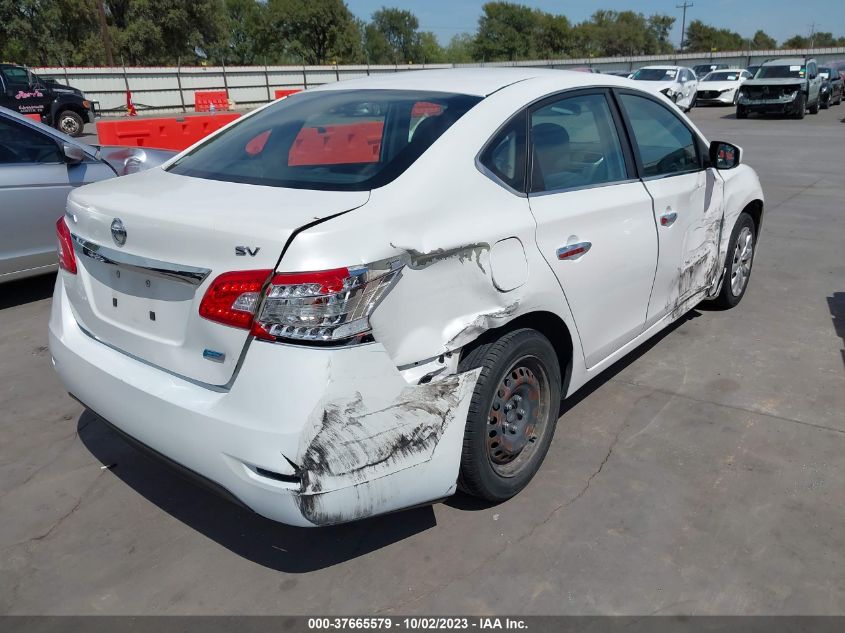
top-left (808, 96), bottom-right (820, 114)
top-left (712, 212), bottom-right (756, 309)
top-left (793, 93), bottom-right (806, 119)
top-left (736, 104), bottom-right (748, 119)
top-left (458, 329), bottom-right (562, 502)
top-left (56, 110), bottom-right (84, 137)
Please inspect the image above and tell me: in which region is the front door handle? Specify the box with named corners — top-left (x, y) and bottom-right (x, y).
top-left (660, 211), bottom-right (678, 227)
top-left (557, 242), bottom-right (591, 260)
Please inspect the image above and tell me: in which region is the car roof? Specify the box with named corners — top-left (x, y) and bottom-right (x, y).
top-left (309, 67), bottom-right (634, 97)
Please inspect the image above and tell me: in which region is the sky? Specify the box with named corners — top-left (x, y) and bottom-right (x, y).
top-left (346, 0), bottom-right (845, 47)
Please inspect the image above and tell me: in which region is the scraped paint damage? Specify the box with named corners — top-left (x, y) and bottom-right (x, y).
top-left (292, 370), bottom-right (479, 526)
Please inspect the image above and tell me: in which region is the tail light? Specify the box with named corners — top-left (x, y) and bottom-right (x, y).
top-left (252, 261), bottom-right (402, 343)
top-left (56, 217), bottom-right (77, 274)
top-left (199, 269), bottom-right (272, 329)
top-left (198, 260), bottom-right (402, 345)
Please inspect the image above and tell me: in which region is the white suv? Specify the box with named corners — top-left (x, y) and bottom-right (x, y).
top-left (50, 69), bottom-right (764, 527)
top-left (631, 65), bottom-right (699, 112)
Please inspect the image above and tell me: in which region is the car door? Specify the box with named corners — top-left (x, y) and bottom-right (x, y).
top-left (0, 116), bottom-right (111, 278)
top-left (616, 91), bottom-right (723, 328)
top-left (0, 66), bottom-right (51, 119)
top-left (679, 69), bottom-right (696, 108)
top-left (526, 90), bottom-right (658, 367)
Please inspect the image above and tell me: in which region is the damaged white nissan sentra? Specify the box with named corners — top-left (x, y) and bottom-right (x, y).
top-left (49, 69), bottom-right (763, 527)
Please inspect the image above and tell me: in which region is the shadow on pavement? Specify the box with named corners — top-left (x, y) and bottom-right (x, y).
top-left (827, 292), bottom-right (845, 369)
top-left (0, 273), bottom-right (56, 310)
top-left (77, 410), bottom-right (437, 573)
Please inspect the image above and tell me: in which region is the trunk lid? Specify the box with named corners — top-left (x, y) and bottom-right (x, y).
top-left (64, 168), bottom-right (368, 386)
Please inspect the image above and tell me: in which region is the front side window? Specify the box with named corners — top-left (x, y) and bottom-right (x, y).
top-left (0, 117), bottom-right (63, 164)
top-left (618, 93), bottom-right (700, 178)
top-left (479, 111), bottom-right (526, 191)
top-left (529, 93), bottom-right (628, 193)
top-left (168, 89), bottom-right (481, 191)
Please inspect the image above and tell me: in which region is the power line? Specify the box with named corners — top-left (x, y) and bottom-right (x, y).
top-left (676, 1), bottom-right (693, 52)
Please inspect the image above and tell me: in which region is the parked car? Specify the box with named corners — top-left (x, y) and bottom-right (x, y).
top-left (736, 57), bottom-right (823, 119)
top-left (0, 107), bottom-right (174, 283)
top-left (693, 63), bottom-right (729, 78)
top-left (630, 65), bottom-right (698, 111)
top-left (0, 63), bottom-right (96, 137)
top-left (49, 69), bottom-right (764, 527)
top-left (818, 66), bottom-right (844, 108)
top-left (603, 70), bottom-right (633, 77)
top-left (696, 69), bottom-right (754, 105)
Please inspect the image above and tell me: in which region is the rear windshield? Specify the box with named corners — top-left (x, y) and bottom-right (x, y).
top-left (757, 65), bottom-right (806, 79)
top-left (703, 71), bottom-right (741, 81)
top-left (168, 89), bottom-right (481, 191)
top-left (631, 68), bottom-right (677, 81)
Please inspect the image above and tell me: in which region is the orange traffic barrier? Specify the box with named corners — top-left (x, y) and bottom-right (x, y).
top-left (274, 89), bottom-right (301, 99)
top-left (96, 113), bottom-right (241, 151)
top-left (24, 113), bottom-right (42, 122)
top-left (289, 121), bottom-right (383, 166)
top-left (194, 90), bottom-right (230, 112)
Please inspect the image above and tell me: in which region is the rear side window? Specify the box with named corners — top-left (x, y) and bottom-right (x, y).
top-left (479, 111), bottom-right (526, 191)
top-left (618, 93), bottom-right (700, 178)
top-left (1, 67), bottom-right (29, 86)
top-left (529, 93), bottom-right (628, 193)
top-left (0, 117), bottom-right (63, 164)
top-left (169, 89), bottom-right (481, 191)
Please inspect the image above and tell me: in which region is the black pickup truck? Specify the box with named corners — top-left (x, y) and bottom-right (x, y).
top-left (0, 63), bottom-right (96, 137)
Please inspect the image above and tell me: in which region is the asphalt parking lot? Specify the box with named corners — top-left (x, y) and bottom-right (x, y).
top-left (1, 105), bottom-right (844, 616)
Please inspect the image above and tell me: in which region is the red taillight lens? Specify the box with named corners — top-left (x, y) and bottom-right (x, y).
top-left (199, 269), bottom-right (272, 329)
top-left (56, 217), bottom-right (77, 274)
top-left (251, 262), bottom-right (403, 343)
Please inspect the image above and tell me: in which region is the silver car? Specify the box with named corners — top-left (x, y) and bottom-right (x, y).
top-left (0, 107), bottom-right (173, 283)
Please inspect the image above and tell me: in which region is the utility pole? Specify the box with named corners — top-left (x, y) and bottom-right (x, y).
top-left (808, 22), bottom-right (816, 49)
top-left (94, 0), bottom-right (115, 66)
top-left (676, 2), bottom-right (693, 52)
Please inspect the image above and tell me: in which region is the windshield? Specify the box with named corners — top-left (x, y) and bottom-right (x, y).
top-left (631, 68), bottom-right (677, 81)
top-left (819, 67), bottom-right (833, 79)
top-left (703, 71), bottom-right (741, 82)
top-left (757, 64), bottom-right (806, 79)
top-left (168, 89), bottom-right (481, 191)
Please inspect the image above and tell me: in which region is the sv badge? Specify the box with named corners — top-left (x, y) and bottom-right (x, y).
top-left (235, 246), bottom-right (261, 257)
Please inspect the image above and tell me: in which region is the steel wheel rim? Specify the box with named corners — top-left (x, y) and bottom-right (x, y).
top-left (486, 355), bottom-right (551, 477)
top-left (60, 116), bottom-right (80, 135)
top-left (730, 226), bottom-right (754, 296)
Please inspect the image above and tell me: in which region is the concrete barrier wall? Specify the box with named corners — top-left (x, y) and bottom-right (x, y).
top-left (33, 47), bottom-right (845, 116)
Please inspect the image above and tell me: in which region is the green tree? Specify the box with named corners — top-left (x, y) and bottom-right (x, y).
top-left (368, 8), bottom-right (421, 64)
top-left (683, 19), bottom-right (743, 52)
top-left (215, 0), bottom-right (268, 64)
top-left (417, 31), bottom-right (445, 64)
top-left (782, 34), bottom-right (809, 48)
top-left (750, 29), bottom-right (776, 50)
top-left (444, 33), bottom-right (475, 63)
top-left (473, 2), bottom-right (538, 61)
top-left (534, 13), bottom-right (571, 59)
top-left (267, 0), bottom-right (361, 65)
top-left (647, 14), bottom-right (676, 54)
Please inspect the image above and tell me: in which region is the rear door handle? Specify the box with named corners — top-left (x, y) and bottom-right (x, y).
top-left (660, 211), bottom-right (678, 227)
top-left (557, 242), bottom-right (591, 260)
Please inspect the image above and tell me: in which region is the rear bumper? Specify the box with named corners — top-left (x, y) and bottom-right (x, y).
top-left (49, 274), bottom-right (478, 527)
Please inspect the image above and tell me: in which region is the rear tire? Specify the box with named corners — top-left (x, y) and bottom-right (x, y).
top-left (56, 110), bottom-right (84, 137)
top-left (457, 329), bottom-right (562, 502)
top-left (712, 212), bottom-right (756, 309)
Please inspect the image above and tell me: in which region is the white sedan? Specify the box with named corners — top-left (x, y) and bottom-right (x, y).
top-left (696, 69), bottom-right (754, 105)
top-left (49, 69), bottom-right (764, 527)
top-left (630, 65), bottom-right (699, 111)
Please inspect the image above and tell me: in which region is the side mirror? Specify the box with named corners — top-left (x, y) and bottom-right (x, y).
top-left (63, 143), bottom-right (85, 164)
top-left (709, 141), bottom-right (741, 170)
